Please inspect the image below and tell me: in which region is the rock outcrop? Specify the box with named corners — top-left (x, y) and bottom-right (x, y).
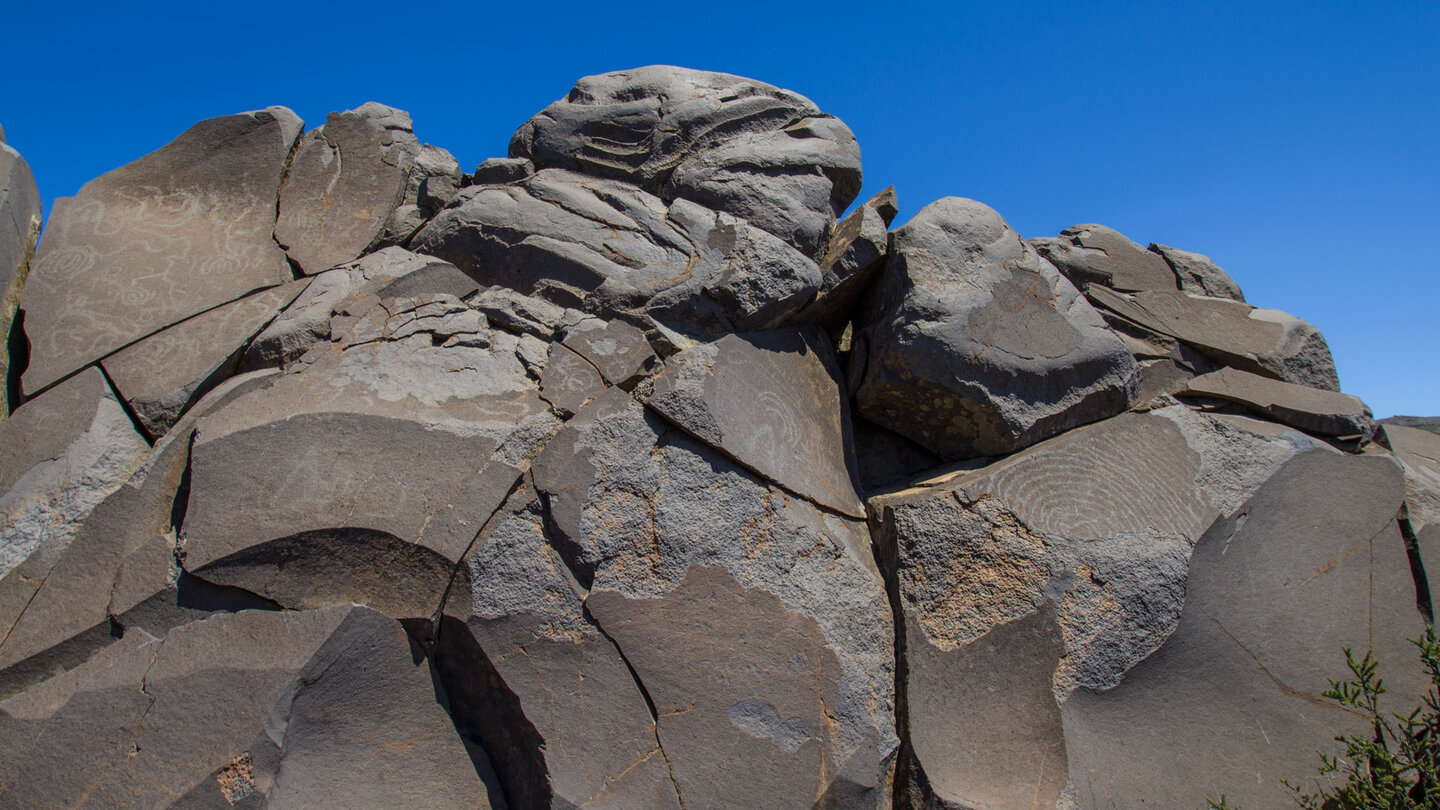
top-left (1, 66), bottom-right (1427, 810)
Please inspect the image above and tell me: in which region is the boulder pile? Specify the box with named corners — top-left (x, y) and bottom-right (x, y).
top-left (0, 67), bottom-right (1432, 809)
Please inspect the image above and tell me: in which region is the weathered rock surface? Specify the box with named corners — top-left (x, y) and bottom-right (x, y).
top-left (19, 108), bottom-right (302, 395)
top-left (0, 369), bottom-right (149, 625)
top-left (642, 326), bottom-right (864, 516)
top-left (531, 389), bottom-right (898, 805)
top-left (854, 197), bottom-right (1139, 459)
top-left (0, 606), bottom-right (495, 807)
top-left (1150, 242), bottom-right (1246, 301)
top-left (413, 168), bottom-right (823, 338)
top-left (1178, 365), bottom-right (1375, 438)
top-left (1087, 284), bottom-right (1340, 390)
top-left (101, 280), bottom-right (306, 436)
top-left (510, 65), bottom-right (862, 256)
top-left (1, 135), bottom-right (41, 417)
top-left (275, 102), bottom-right (422, 274)
top-left (1379, 423), bottom-right (1440, 532)
top-left (1061, 450), bottom-right (1431, 808)
top-left (1032, 224), bottom-right (1179, 293)
top-left (0, 67), bottom-right (1406, 810)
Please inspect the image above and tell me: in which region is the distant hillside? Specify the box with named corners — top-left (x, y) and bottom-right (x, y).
top-left (1380, 415), bottom-right (1440, 435)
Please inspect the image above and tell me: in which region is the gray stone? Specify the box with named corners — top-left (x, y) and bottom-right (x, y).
top-left (467, 285), bottom-right (582, 340)
top-left (868, 411), bottom-right (1262, 809)
top-left (1150, 242), bottom-right (1246, 301)
top-left (539, 341), bottom-right (606, 417)
top-left (510, 65), bottom-right (862, 256)
top-left (1086, 284), bottom-right (1340, 390)
top-left (1177, 366), bottom-right (1375, 437)
top-left (530, 389), bottom-right (897, 806)
top-left (1379, 423), bottom-right (1440, 532)
top-left (1061, 450), bottom-right (1431, 808)
top-left (0, 371), bottom-right (277, 685)
top-left (642, 327), bottom-right (865, 517)
top-left (274, 102), bottom-right (421, 274)
top-left (436, 486), bottom-right (680, 809)
top-left (0, 368), bottom-right (148, 608)
top-left (560, 316), bottom-right (656, 387)
top-left (1031, 224), bottom-right (1179, 293)
top-left (241, 246), bottom-right (449, 369)
top-left (412, 169), bottom-right (822, 337)
top-left (471, 156), bottom-right (534, 185)
top-left (380, 143), bottom-right (466, 247)
top-left (793, 186), bottom-right (896, 331)
top-left (854, 197), bottom-right (1139, 459)
top-left (1, 138), bottom-right (42, 417)
top-left (101, 280), bottom-right (307, 437)
top-left (0, 606), bottom-right (494, 807)
top-left (19, 108), bottom-right (303, 395)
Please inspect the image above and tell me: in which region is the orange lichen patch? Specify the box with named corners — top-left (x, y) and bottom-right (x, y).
top-left (216, 752), bottom-right (255, 805)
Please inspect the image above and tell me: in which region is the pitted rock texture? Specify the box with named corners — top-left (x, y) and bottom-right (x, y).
top-left (510, 65), bottom-right (862, 257)
top-left (0, 68), bottom-right (1415, 810)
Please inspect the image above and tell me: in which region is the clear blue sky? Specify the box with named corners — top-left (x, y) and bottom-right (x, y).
top-left (3, 1), bottom-right (1435, 417)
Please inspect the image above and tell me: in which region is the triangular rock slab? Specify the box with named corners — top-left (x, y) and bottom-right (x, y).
top-left (1087, 284), bottom-right (1339, 391)
top-left (1033, 223), bottom-right (1178, 293)
top-left (0, 606), bottom-right (493, 807)
top-left (275, 103), bottom-right (421, 275)
top-left (0, 368), bottom-right (148, 640)
top-left (101, 279), bottom-right (308, 437)
top-left (19, 108), bottom-right (303, 395)
top-left (643, 327), bottom-right (865, 517)
top-left (1177, 366), bottom-right (1374, 438)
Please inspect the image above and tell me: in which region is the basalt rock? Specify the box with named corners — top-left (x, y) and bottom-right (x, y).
top-left (1, 135), bottom-right (41, 416)
top-left (0, 68), bottom-right (1406, 810)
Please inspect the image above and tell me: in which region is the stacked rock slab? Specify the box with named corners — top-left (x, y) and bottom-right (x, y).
top-left (1, 66), bottom-right (1431, 810)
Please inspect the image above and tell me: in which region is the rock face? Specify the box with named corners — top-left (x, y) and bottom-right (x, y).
top-left (853, 197), bottom-right (1139, 460)
top-left (1, 134), bottom-right (41, 416)
top-left (18, 108), bottom-right (303, 396)
top-left (0, 69), bottom-right (1420, 810)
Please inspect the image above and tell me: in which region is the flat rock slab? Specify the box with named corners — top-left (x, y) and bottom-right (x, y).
top-left (1032, 224), bottom-right (1178, 293)
top-left (510, 65), bottom-right (862, 256)
top-left (1061, 450), bottom-right (1432, 808)
top-left (1087, 284), bottom-right (1340, 391)
top-left (101, 279), bottom-right (307, 437)
top-left (411, 169), bottom-right (822, 337)
top-left (1178, 366), bottom-right (1374, 437)
top-left (869, 411), bottom-right (1219, 809)
top-left (19, 107), bottom-right (303, 395)
top-left (854, 197), bottom-right (1138, 459)
top-left (1380, 423), bottom-right (1440, 531)
top-left (794, 186), bottom-right (896, 330)
top-left (643, 327), bottom-right (865, 517)
top-left (275, 102), bottom-right (421, 274)
top-left (1, 139), bottom-right (42, 416)
top-left (0, 606), bottom-right (493, 807)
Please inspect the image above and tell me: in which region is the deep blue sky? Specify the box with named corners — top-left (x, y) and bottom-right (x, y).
top-left (3, 1), bottom-right (1435, 417)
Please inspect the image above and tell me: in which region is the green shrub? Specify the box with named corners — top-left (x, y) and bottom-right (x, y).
top-left (1206, 626), bottom-right (1439, 809)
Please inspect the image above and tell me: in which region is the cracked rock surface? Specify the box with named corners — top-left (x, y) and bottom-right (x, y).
top-left (0, 67), bottom-right (1426, 810)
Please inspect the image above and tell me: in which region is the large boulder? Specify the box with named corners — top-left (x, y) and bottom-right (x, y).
top-left (1, 133), bottom-right (42, 417)
top-left (510, 65), bottom-right (863, 257)
top-left (19, 108), bottom-right (303, 395)
top-left (412, 169), bottom-right (822, 338)
top-left (275, 103), bottom-right (423, 274)
top-left (853, 197), bottom-right (1139, 459)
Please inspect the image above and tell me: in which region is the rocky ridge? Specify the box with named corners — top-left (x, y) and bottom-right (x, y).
top-left (0, 67), bottom-right (1431, 810)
